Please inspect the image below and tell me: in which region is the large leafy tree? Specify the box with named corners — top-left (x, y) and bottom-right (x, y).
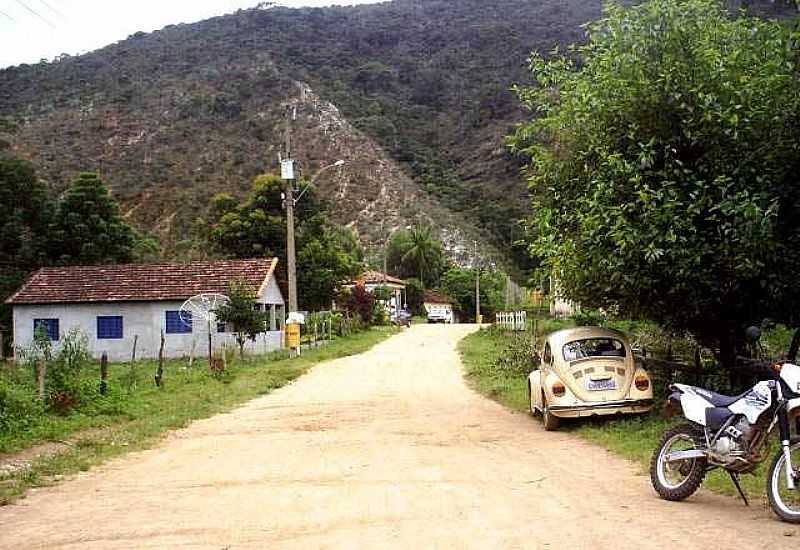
top-left (210, 175), bottom-right (291, 260)
top-left (297, 213), bottom-right (363, 311)
top-left (210, 174), bottom-right (363, 311)
top-left (508, 0), bottom-right (800, 365)
top-left (440, 267), bottom-right (504, 323)
top-left (49, 173), bottom-right (139, 265)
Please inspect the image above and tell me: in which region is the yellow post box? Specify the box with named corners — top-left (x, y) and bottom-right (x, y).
top-left (285, 322), bottom-right (301, 349)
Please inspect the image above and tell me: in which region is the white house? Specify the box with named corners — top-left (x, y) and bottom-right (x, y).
top-left (7, 258), bottom-right (285, 362)
top-left (347, 271), bottom-right (407, 313)
top-left (549, 276), bottom-right (580, 319)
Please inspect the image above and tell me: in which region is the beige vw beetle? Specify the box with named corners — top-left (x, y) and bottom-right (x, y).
top-left (528, 327), bottom-right (654, 430)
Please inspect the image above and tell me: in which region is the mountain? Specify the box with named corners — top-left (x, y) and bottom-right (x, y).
top-left (0, 0), bottom-right (796, 272)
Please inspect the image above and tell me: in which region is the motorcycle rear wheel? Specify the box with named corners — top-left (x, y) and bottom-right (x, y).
top-left (650, 424), bottom-right (707, 501)
top-left (766, 440), bottom-right (800, 524)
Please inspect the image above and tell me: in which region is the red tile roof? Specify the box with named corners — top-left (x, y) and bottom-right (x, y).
top-left (6, 258), bottom-right (279, 305)
top-left (356, 270), bottom-right (406, 286)
top-left (423, 290), bottom-right (454, 304)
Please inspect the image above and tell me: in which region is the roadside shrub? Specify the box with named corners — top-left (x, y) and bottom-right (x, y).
top-left (572, 309), bottom-right (607, 327)
top-left (490, 328), bottom-right (537, 377)
top-left (0, 378), bottom-right (42, 435)
top-left (371, 303), bottom-right (389, 326)
top-left (17, 325), bottom-right (53, 379)
top-left (340, 284), bottom-right (375, 324)
top-left (47, 328), bottom-right (92, 413)
top-left (332, 313), bottom-right (365, 336)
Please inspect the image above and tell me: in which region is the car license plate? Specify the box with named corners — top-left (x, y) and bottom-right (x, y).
top-left (586, 378), bottom-right (616, 391)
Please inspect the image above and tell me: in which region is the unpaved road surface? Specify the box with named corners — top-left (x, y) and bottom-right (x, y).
top-left (1, 325), bottom-right (796, 549)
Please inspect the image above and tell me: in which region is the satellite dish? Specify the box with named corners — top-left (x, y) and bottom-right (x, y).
top-left (179, 293), bottom-right (229, 330)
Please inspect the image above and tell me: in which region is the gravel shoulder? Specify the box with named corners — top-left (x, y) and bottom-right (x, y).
top-left (0, 324), bottom-right (796, 549)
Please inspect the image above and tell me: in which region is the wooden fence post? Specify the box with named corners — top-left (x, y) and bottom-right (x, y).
top-left (131, 335), bottom-right (138, 363)
top-left (36, 359), bottom-right (46, 400)
top-left (155, 330), bottom-right (165, 387)
top-left (100, 352), bottom-right (108, 395)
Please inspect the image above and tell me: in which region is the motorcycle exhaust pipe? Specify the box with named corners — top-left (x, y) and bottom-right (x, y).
top-left (665, 449), bottom-right (707, 462)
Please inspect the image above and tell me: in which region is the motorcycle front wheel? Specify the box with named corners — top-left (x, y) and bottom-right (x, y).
top-left (650, 423), bottom-right (707, 501)
top-left (766, 440), bottom-right (800, 524)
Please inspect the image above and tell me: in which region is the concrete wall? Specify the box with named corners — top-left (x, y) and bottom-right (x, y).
top-left (13, 298), bottom-right (285, 362)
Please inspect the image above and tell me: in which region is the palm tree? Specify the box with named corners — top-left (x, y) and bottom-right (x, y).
top-left (401, 224), bottom-right (443, 285)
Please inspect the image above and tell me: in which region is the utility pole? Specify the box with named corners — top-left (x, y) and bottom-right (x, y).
top-left (381, 217), bottom-right (388, 285)
top-left (283, 105), bottom-right (298, 313)
top-left (474, 240), bottom-right (481, 324)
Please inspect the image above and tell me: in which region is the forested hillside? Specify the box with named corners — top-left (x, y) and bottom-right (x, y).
top-left (0, 0), bottom-right (795, 271)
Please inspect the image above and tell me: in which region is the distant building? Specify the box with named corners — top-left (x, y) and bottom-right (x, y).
top-left (6, 259), bottom-right (285, 362)
top-left (549, 277), bottom-right (580, 319)
top-left (347, 271), bottom-right (407, 312)
top-left (423, 290), bottom-right (455, 324)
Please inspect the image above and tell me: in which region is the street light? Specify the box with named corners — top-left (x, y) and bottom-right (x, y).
top-left (294, 159), bottom-right (346, 204)
top-left (284, 159), bottom-right (346, 313)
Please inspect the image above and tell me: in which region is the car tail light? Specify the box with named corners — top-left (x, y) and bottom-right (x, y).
top-left (552, 381), bottom-right (566, 397)
top-left (635, 376), bottom-right (650, 391)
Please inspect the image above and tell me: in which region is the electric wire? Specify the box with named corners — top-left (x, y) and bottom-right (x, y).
top-left (0, 9), bottom-right (16, 21)
top-left (13, 0), bottom-right (55, 28)
top-left (35, 0), bottom-right (65, 20)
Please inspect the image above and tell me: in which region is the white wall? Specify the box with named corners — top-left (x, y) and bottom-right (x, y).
top-left (13, 299), bottom-right (284, 362)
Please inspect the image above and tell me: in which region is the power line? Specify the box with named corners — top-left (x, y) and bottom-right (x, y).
top-left (13, 0), bottom-right (55, 28)
top-left (35, 0), bottom-right (65, 20)
top-left (0, 9), bottom-right (16, 21)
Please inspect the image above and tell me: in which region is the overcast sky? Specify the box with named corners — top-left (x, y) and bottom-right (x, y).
top-left (0, 0), bottom-right (381, 68)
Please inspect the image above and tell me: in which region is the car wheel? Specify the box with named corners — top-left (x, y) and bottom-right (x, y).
top-left (542, 392), bottom-right (560, 431)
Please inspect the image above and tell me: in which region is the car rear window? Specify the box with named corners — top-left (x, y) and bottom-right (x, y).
top-left (563, 338), bottom-right (626, 361)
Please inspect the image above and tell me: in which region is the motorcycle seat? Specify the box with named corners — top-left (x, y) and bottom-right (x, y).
top-left (691, 387), bottom-right (749, 408)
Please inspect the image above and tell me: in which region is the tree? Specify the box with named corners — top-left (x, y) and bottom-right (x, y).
top-left (440, 267), bottom-right (504, 323)
top-left (0, 158), bottom-right (53, 353)
top-left (49, 173), bottom-right (138, 265)
top-left (403, 277), bottom-right (425, 316)
top-left (210, 174), bottom-right (364, 311)
top-left (214, 280), bottom-right (266, 359)
top-left (209, 175), bottom-right (289, 260)
top-left (508, 0), bottom-right (800, 365)
top-left (385, 229), bottom-right (413, 277)
top-left (297, 216), bottom-right (362, 311)
top-left (386, 225), bottom-right (447, 286)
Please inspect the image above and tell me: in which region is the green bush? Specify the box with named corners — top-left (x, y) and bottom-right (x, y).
top-left (0, 379), bottom-right (42, 435)
top-left (572, 309), bottom-right (608, 327)
top-left (490, 328), bottom-right (536, 378)
top-left (47, 328), bottom-right (92, 413)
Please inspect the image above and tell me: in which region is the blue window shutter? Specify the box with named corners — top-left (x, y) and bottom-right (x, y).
top-left (166, 311), bottom-right (192, 334)
top-left (33, 319), bottom-right (59, 341)
top-left (97, 316), bottom-right (123, 339)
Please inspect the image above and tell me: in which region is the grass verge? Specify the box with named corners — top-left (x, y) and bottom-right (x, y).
top-left (0, 327), bottom-right (397, 505)
top-left (457, 327), bottom-right (774, 502)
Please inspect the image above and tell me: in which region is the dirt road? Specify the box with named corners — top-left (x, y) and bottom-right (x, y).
top-left (0, 325), bottom-right (796, 549)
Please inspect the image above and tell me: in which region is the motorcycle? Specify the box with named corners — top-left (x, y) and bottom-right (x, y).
top-left (650, 338), bottom-right (800, 523)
